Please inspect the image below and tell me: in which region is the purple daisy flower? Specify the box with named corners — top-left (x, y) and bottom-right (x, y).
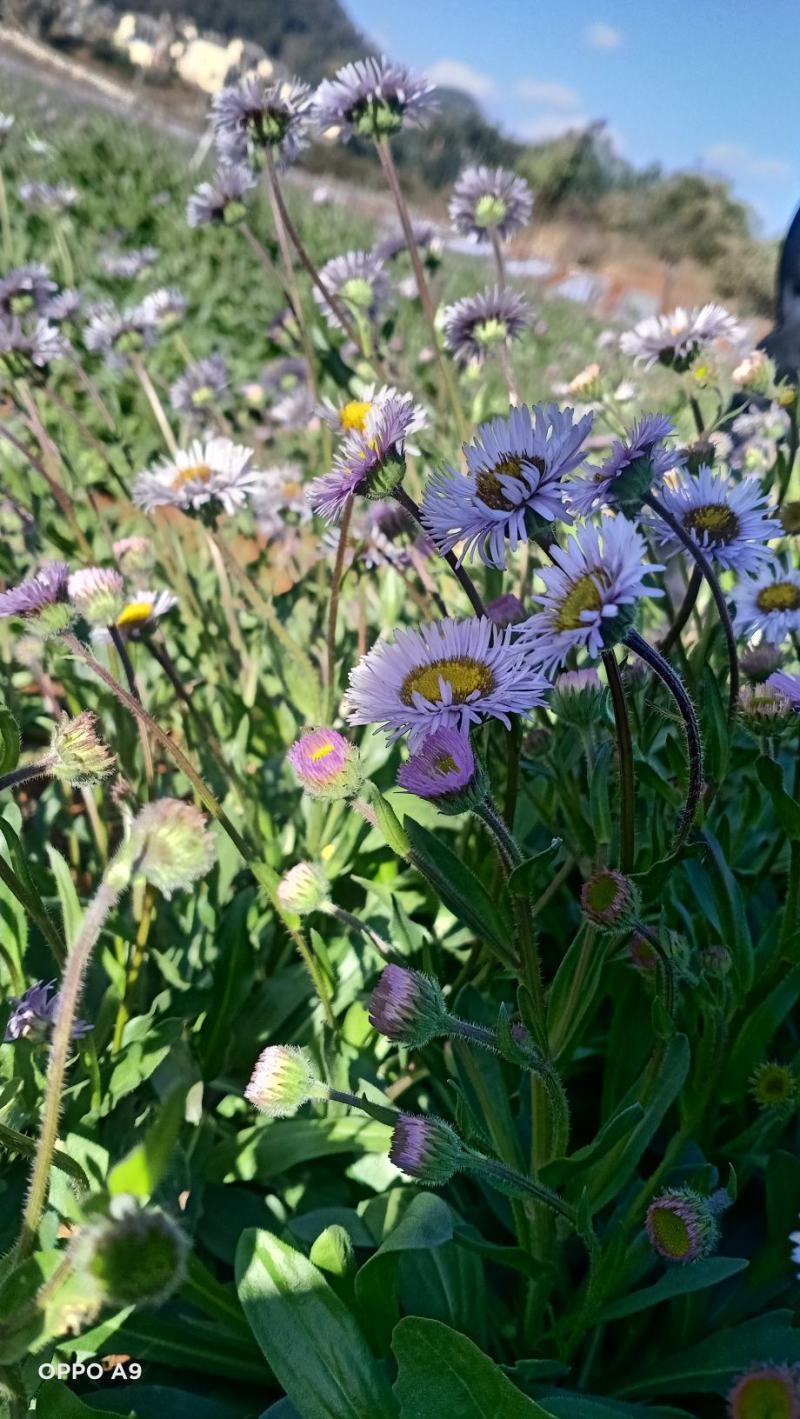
top-left (84, 300), bottom-right (158, 366)
top-left (368, 963), bottom-right (447, 1045)
top-left (346, 615), bottom-right (551, 748)
top-left (449, 165), bottom-right (533, 243)
top-left (442, 285), bottom-right (530, 364)
top-left (0, 263), bottom-right (56, 318)
top-left (0, 560), bottom-right (72, 636)
top-left (212, 76), bottom-right (310, 167)
top-left (421, 403), bottom-right (593, 568)
top-left (727, 1365), bottom-right (800, 1419)
top-left (650, 464), bottom-right (780, 573)
top-left (0, 316), bottom-right (67, 371)
top-left (645, 1186), bottom-right (725, 1263)
top-left (5, 980), bottom-right (91, 1044)
top-left (373, 221), bottom-right (439, 263)
top-left (312, 56), bottom-right (437, 140)
top-left (42, 288), bottom-right (81, 323)
top-left (569, 413), bottom-right (682, 517)
top-left (519, 516), bottom-right (663, 672)
top-left (186, 163), bottom-right (256, 227)
top-left (308, 398), bottom-right (415, 523)
top-left (287, 727), bottom-right (362, 801)
top-left (734, 565), bottom-right (800, 643)
top-left (312, 250), bottom-right (391, 332)
top-left (768, 670), bottom-right (800, 709)
top-left (397, 727), bottom-right (477, 801)
top-left (170, 355), bottom-right (229, 417)
top-left (98, 246), bottom-right (159, 280)
top-left (621, 303), bottom-right (744, 370)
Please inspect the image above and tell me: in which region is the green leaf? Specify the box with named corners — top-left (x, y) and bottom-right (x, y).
top-left (620, 1311), bottom-right (800, 1398)
top-left (46, 845), bottom-right (84, 948)
top-left (756, 756), bottom-right (800, 838)
top-left (236, 1227), bottom-right (398, 1419)
top-left (541, 1398), bottom-right (692, 1418)
top-left (310, 1224), bottom-right (356, 1281)
top-left (542, 1105), bottom-right (644, 1190)
top-left (355, 1193), bottom-right (454, 1352)
top-left (507, 840), bottom-right (563, 898)
top-left (392, 1316), bottom-right (554, 1417)
top-left (724, 963), bottom-right (800, 1098)
top-left (107, 1084), bottom-right (187, 1199)
top-left (589, 742), bottom-right (613, 846)
top-left (37, 1381), bottom-right (125, 1419)
top-left (0, 817), bottom-right (65, 964)
top-left (0, 1119), bottom-right (88, 1187)
top-left (208, 1116), bottom-right (392, 1183)
top-left (586, 1035), bottom-right (690, 1212)
top-left (597, 1257), bottom-right (748, 1322)
top-left (0, 707), bottom-right (20, 776)
top-left (699, 665), bottom-right (729, 786)
top-left (76, 1311), bottom-right (270, 1385)
top-left (405, 818), bottom-right (513, 960)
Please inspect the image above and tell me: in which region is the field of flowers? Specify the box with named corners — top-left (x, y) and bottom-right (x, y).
top-left (0, 56), bottom-right (799, 1419)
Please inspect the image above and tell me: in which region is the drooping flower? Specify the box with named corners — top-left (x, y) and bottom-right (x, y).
top-left (308, 398), bottom-right (415, 523)
top-left (94, 590), bottom-right (178, 643)
top-left (569, 413), bottom-right (682, 518)
top-left (621, 304), bottom-right (744, 370)
top-left (645, 1186), bottom-right (726, 1263)
top-left (734, 566), bottom-right (800, 643)
top-left (650, 465), bottom-right (780, 573)
top-left (49, 711), bottom-right (116, 787)
top-left (109, 799), bottom-right (217, 899)
top-left (389, 1113), bottom-right (465, 1184)
top-left (369, 964), bottom-right (448, 1046)
top-left (421, 404), bottom-right (593, 568)
top-left (212, 76), bottom-right (311, 167)
top-left (170, 355), bottom-right (229, 418)
top-left (0, 263), bottom-right (56, 318)
top-left (186, 163), bottom-right (256, 227)
top-left (396, 727), bottom-right (485, 810)
top-left (313, 250), bottom-right (391, 332)
top-left (133, 438), bottom-right (262, 517)
top-left (442, 285), bottom-right (530, 364)
top-left (4, 980), bottom-right (91, 1044)
top-left (276, 862), bottom-right (331, 916)
top-left (245, 1044), bottom-right (324, 1117)
top-left (449, 165), bottom-right (533, 243)
top-left (519, 517), bottom-right (663, 672)
top-left (346, 616), bottom-right (551, 748)
top-left (312, 56), bottom-right (437, 140)
top-left (287, 727), bottom-right (363, 801)
top-left (0, 560), bottom-right (73, 637)
top-left (68, 567), bottom-right (126, 626)
top-left (727, 1364), bottom-right (800, 1419)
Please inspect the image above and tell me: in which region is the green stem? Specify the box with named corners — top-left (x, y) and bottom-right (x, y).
top-left (324, 494), bottom-right (354, 720)
top-left (659, 563), bottom-right (703, 657)
top-left (625, 629), bottom-right (703, 851)
top-left (393, 486), bottom-right (486, 616)
top-left (463, 1152), bottom-right (577, 1226)
top-left (601, 649), bottom-right (635, 872)
top-left (0, 761), bottom-right (49, 794)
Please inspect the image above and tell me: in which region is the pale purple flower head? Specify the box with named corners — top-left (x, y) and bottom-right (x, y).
top-left (421, 403), bottom-right (593, 568)
top-left (68, 566), bottom-right (126, 626)
top-left (0, 263), bottom-right (56, 318)
top-left (346, 615), bottom-right (551, 748)
top-left (170, 355), bottom-right (229, 417)
top-left (518, 516), bottom-right (664, 673)
top-left (369, 963), bottom-right (447, 1045)
top-left (312, 56), bottom-right (437, 140)
top-left (0, 560), bottom-right (72, 635)
top-left (99, 246), bottom-right (159, 280)
top-left (186, 163), bottom-right (256, 227)
top-left (133, 438), bottom-right (262, 517)
top-left (373, 221), bottom-right (439, 263)
top-left (449, 165), bottom-right (533, 243)
top-left (569, 413), bottom-right (681, 517)
top-left (397, 727), bottom-right (477, 801)
top-left (0, 316), bottom-right (67, 370)
top-left (442, 285), bottom-right (530, 364)
top-left (84, 299), bottom-right (158, 366)
top-left (19, 181), bottom-right (78, 211)
top-left (767, 670), bottom-right (800, 709)
top-left (620, 303), bottom-right (745, 370)
top-left (212, 76), bottom-right (311, 167)
top-left (136, 288), bottom-right (187, 332)
top-left (650, 465), bottom-right (780, 574)
top-left (287, 727), bottom-right (362, 800)
top-left (42, 288), bottom-right (81, 323)
top-left (5, 980), bottom-right (91, 1044)
top-left (308, 397), bottom-right (414, 523)
top-left (313, 250), bottom-right (391, 332)
top-left (734, 564), bottom-right (800, 643)
top-left (645, 1186), bottom-right (725, 1263)
top-left (389, 1113), bottom-right (464, 1184)
top-left (486, 593), bottom-right (527, 627)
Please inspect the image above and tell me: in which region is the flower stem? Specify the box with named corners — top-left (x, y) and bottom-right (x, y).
top-left (109, 625), bottom-right (154, 787)
top-left (463, 1151), bottom-right (577, 1225)
top-left (375, 137), bottom-right (468, 440)
top-left (14, 875), bottom-right (122, 1261)
top-left (625, 628), bottom-right (703, 850)
top-left (0, 761), bottom-right (49, 794)
top-left (393, 486), bottom-right (486, 616)
top-left (324, 494), bottom-right (354, 720)
top-left (490, 228), bottom-right (507, 288)
top-left (643, 490), bottom-right (739, 719)
top-left (631, 920), bottom-right (676, 1016)
top-left (659, 563), bottom-right (703, 656)
top-left (601, 649), bottom-right (635, 873)
top-left (131, 352), bottom-right (178, 456)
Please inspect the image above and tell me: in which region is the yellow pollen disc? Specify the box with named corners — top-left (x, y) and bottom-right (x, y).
top-left (171, 463), bottom-right (212, 491)
top-left (117, 600), bottom-right (154, 627)
top-left (434, 754), bottom-right (458, 775)
top-left (757, 582), bottom-right (800, 612)
top-left (476, 458), bottom-right (523, 511)
top-left (310, 742), bottom-right (335, 761)
top-left (683, 503), bottom-right (739, 543)
top-left (651, 1207), bottom-right (691, 1257)
top-left (340, 400), bottom-right (373, 433)
top-left (401, 656), bottom-right (495, 707)
top-left (555, 572), bottom-right (605, 632)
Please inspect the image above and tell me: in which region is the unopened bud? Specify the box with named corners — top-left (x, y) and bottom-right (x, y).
top-left (78, 1198), bottom-right (188, 1307)
top-left (368, 964), bottom-right (447, 1047)
top-left (109, 799), bottom-right (217, 897)
top-left (389, 1113), bottom-right (465, 1185)
top-left (276, 862), bottom-right (330, 916)
top-left (245, 1044), bottom-right (324, 1118)
top-left (49, 711), bottom-right (116, 786)
top-left (287, 727), bottom-right (363, 802)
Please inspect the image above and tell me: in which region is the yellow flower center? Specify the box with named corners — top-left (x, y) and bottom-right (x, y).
top-left (117, 600), bottom-right (154, 628)
top-left (555, 572), bottom-right (605, 632)
top-left (683, 503), bottom-right (740, 544)
top-left (171, 463), bottom-right (212, 491)
top-left (733, 1375), bottom-right (793, 1419)
top-left (434, 753), bottom-right (458, 775)
top-left (340, 399), bottom-right (373, 433)
top-left (475, 457), bottom-right (527, 511)
top-left (757, 582), bottom-right (800, 613)
top-left (401, 657), bottom-right (495, 707)
top-left (310, 741), bottom-right (335, 761)
top-left (650, 1206), bottom-right (691, 1258)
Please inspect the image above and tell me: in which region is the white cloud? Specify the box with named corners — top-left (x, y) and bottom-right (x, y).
top-left (703, 142), bottom-right (792, 183)
top-left (517, 112), bottom-right (591, 142)
top-left (426, 59), bottom-right (495, 100)
top-left (514, 77), bottom-right (581, 111)
top-left (585, 21), bottom-right (623, 50)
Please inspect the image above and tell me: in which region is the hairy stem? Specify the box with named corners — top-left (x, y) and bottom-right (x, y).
top-left (601, 649), bottom-right (635, 873)
top-left (393, 486), bottom-right (486, 616)
top-left (625, 628), bottom-right (703, 850)
top-left (324, 495), bottom-right (354, 720)
top-left (659, 563), bottom-right (703, 656)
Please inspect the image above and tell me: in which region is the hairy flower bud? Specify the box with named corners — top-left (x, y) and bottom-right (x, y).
top-left (396, 728), bottom-right (486, 814)
top-left (113, 536), bottom-right (155, 580)
top-left (368, 963), bottom-right (448, 1046)
top-left (739, 643), bottom-right (782, 683)
top-left (287, 727), bottom-right (363, 801)
top-left (551, 668), bottom-right (607, 728)
top-left (738, 683), bottom-right (796, 737)
top-left (49, 711), bottom-right (116, 786)
top-left (645, 1186), bottom-right (728, 1263)
top-left (276, 861), bottom-right (331, 916)
top-left (109, 799), bottom-right (217, 897)
top-left (580, 869), bottom-right (638, 930)
top-left (727, 1364), bottom-right (800, 1419)
top-left (68, 567), bottom-right (126, 626)
top-left (389, 1113), bottom-right (465, 1185)
top-left (245, 1044), bottom-right (324, 1117)
top-left (78, 1198), bottom-right (188, 1307)
top-left (750, 1060), bottom-right (797, 1111)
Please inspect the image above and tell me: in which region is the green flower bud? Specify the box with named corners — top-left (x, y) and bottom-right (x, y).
top-left (79, 1199), bottom-right (188, 1307)
top-left (49, 711), bottom-right (116, 787)
top-left (276, 862), bottom-right (331, 916)
top-left (245, 1044), bottom-right (325, 1118)
top-left (108, 799), bottom-right (217, 898)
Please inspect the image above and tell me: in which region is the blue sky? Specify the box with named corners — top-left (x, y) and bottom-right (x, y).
top-left (343, 0), bottom-right (799, 236)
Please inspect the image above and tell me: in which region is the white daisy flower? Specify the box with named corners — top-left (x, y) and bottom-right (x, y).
top-left (620, 304), bottom-right (745, 370)
top-left (93, 590), bottom-right (179, 642)
top-left (133, 438), bottom-right (262, 517)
